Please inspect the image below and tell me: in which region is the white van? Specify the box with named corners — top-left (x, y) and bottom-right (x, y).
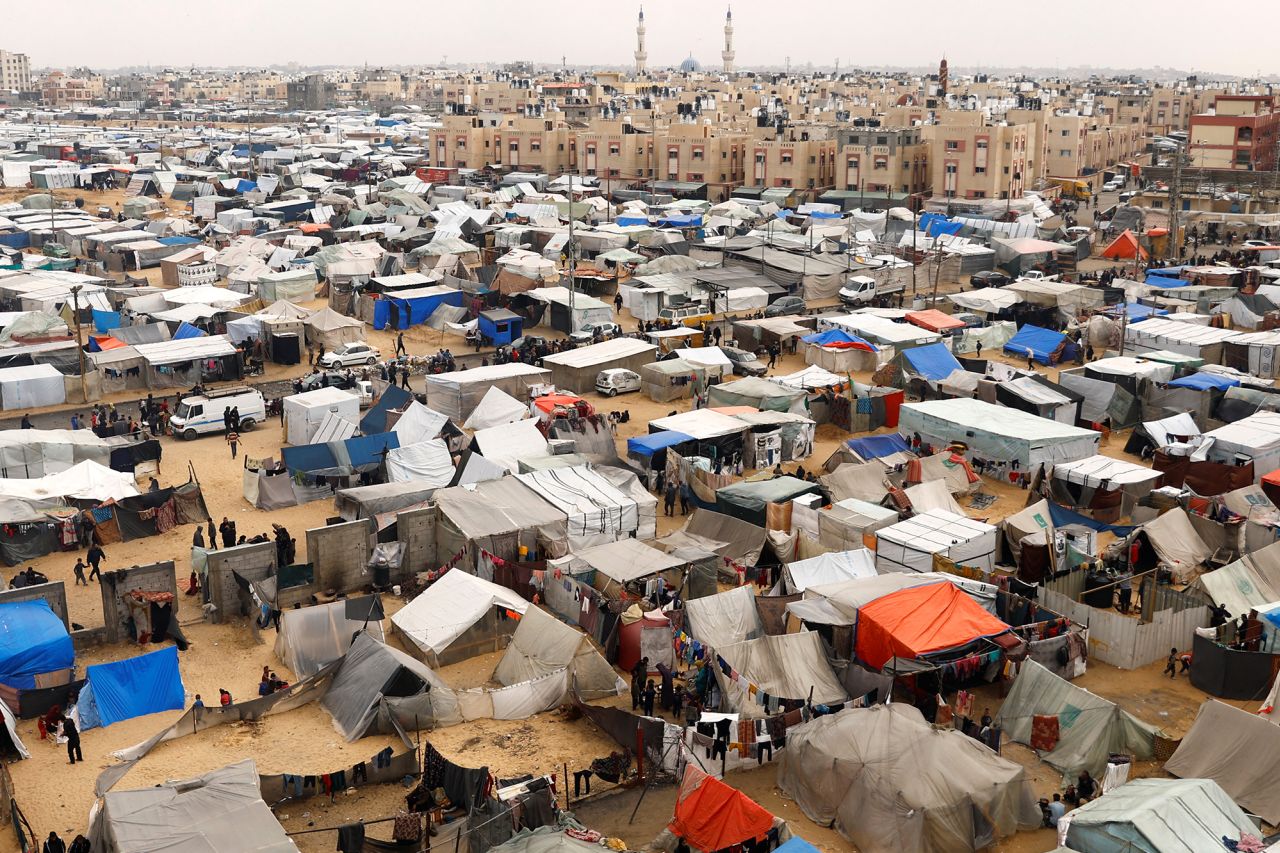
top-left (170, 386), bottom-right (267, 439)
top-left (596, 368), bottom-right (641, 397)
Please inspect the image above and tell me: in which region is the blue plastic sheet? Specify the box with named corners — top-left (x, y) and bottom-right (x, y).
top-left (1145, 274), bottom-right (1188, 289)
top-left (92, 309), bottom-right (122, 333)
top-left (801, 329), bottom-right (878, 351)
top-left (0, 600), bottom-right (73, 691)
top-left (902, 342), bottom-right (963, 380)
top-left (846, 434), bottom-right (910, 459)
top-left (173, 322), bottom-right (206, 340)
top-left (83, 646), bottom-right (184, 728)
top-left (1003, 324), bottom-right (1067, 365)
top-left (628, 431), bottom-right (695, 456)
top-left (359, 385), bottom-right (413, 434)
top-left (1167, 372), bottom-right (1240, 391)
top-left (346, 432), bottom-right (400, 468)
top-left (1045, 501), bottom-right (1135, 536)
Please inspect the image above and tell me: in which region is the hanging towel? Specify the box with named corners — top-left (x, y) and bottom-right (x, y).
top-left (1031, 715), bottom-right (1059, 751)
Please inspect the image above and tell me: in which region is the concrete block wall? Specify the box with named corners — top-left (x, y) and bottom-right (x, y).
top-left (306, 520), bottom-right (374, 594)
top-left (396, 506), bottom-right (437, 584)
top-left (205, 543), bottom-right (277, 624)
top-left (98, 561), bottom-right (178, 644)
top-left (0, 582), bottom-right (69, 631)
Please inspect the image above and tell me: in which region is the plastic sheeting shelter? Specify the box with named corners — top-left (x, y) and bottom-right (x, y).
top-left (874, 510), bottom-right (997, 574)
top-left (715, 476), bottom-right (822, 527)
top-left (515, 465), bottom-right (639, 549)
top-left (463, 385), bottom-right (530, 431)
top-left (669, 765), bottom-right (777, 853)
top-left (0, 364), bottom-right (65, 410)
top-left (0, 599), bottom-right (73, 691)
top-left (391, 569), bottom-right (528, 666)
top-left (1165, 699), bottom-right (1280, 823)
top-left (92, 759), bottom-right (299, 853)
top-left (1100, 229), bottom-right (1147, 260)
top-left (1003, 325), bottom-right (1068, 366)
top-left (426, 363), bottom-right (551, 422)
top-left (900, 342), bottom-right (963, 381)
top-left (77, 646), bottom-right (185, 730)
top-left (995, 660), bottom-right (1158, 780)
top-left (778, 703), bottom-right (1041, 853)
top-left (1064, 778), bottom-right (1255, 853)
top-left (714, 632), bottom-right (848, 716)
top-left (783, 550), bottom-right (876, 593)
top-left (474, 419), bottom-right (549, 474)
top-left (283, 387), bottom-right (360, 446)
top-left (274, 597), bottom-right (386, 679)
top-left (491, 605), bottom-right (625, 702)
top-left (853, 580), bottom-right (1010, 669)
top-left (685, 585), bottom-right (765, 646)
top-left (899, 399), bottom-right (1099, 468)
top-left (706, 377), bottom-right (806, 414)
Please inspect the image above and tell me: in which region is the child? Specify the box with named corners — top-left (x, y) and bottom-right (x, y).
top-left (1164, 647), bottom-right (1178, 678)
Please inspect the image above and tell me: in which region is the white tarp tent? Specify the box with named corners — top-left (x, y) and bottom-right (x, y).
top-left (473, 419), bottom-right (549, 474)
top-left (283, 387), bottom-right (359, 446)
top-left (515, 465), bottom-right (639, 549)
top-left (899, 398), bottom-right (1100, 467)
top-left (491, 605), bottom-right (625, 702)
top-left (385, 439), bottom-right (454, 485)
top-left (0, 459), bottom-right (139, 502)
top-left (463, 385), bottom-right (530, 431)
top-left (391, 569), bottom-right (529, 666)
top-left (714, 631), bottom-right (849, 717)
top-left (684, 585), bottom-right (765, 646)
top-left (782, 549), bottom-right (876, 593)
top-left (0, 429), bottom-right (112, 478)
top-left (0, 364), bottom-right (65, 410)
top-left (875, 510), bottom-right (997, 574)
top-left (273, 597), bottom-right (386, 679)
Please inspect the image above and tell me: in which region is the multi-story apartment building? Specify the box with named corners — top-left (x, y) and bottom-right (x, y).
top-left (0, 50), bottom-right (30, 92)
top-left (927, 118), bottom-right (1032, 202)
top-left (40, 72), bottom-right (93, 106)
top-left (836, 126), bottom-right (930, 195)
top-left (1189, 95), bottom-right (1279, 171)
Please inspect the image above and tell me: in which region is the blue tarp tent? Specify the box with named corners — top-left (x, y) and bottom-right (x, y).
top-left (173, 322), bottom-right (206, 340)
top-left (371, 288), bottom-right (465, 331)
top-left (773, 839), bottom-right (820, 853)
top-left (156, 236), bottom-right (200, 247)
top-left (76, 646), bottom-right (184, 730)
top-left (1107, 302), bottom-right (1167, 321)
top-left (617, 216), bottom-right (648, 226)
top-left (281, 432), bottom-right (400, 474)
top-left (1004, 324), bottom-right (1067, 365)
top-left (808, 210), bottom-right (841, 220)
top-left (1167, 372), bottom-right (1240, 391)
top-left (627, 431), bottom-right (695, 457)
top-left (919, 212), bottom-right (963, 238)
top-left (658, 214), bottom-right (702, 227)
top-left (360, 385), bottom-right (413, 434)
top-left (92, 309), bottom-right (122, 333)
top-left (901, 342), bottom-right (963, 380)
top-left (1046, 501), bottom-right (1134, 536)
top-left (0, 600), bottom-right (73, 690)
top-left (347, 432), bottom-right (400, 467)
top-left (846, 434), bottom-right (910, 460)
top-left (801, 329), bottom-right (878, 351)
top-left (233, 179), bottom-right (257, 194)
top-left (1145, 274), bottom-right (1188, 288)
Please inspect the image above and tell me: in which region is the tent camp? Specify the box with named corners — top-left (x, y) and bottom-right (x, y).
top-left (874, 509), bottom-right (997, 574)
top-left (820, 461), bottom-right (891, 503)
top-left (0, 364), bottom-right (65, 410)
top-left (1100, 229), bottom-right (1147, 260)
top-left (1165, 699), bottom-right (1280, 823)
top-left (713, 632), bottom-right (848, 716)
top-left (1195, 539), bottom-right (1280, 619)
top-left (715, 476), bottom-right (822, 527)
top-left (0, 599), bottom-right (73, 694)
top-left (778, 703), bottom-right (1040, 853)
top-left (391, 569), bottom-right (529, 667)
top-left (490, 605), bottom-right (625, 703)
top-left (706, 377), bottom-right (806, 414)
top-left (668, 765), bottom-right (779, 853)
top-left (1003, 324), bottom-right (1069, 365)
top-left (540, 337), bottom-right (657, 394)
top-left (283, 387), bottom-right (360, 446)
top-left (1063, 778), bottom-right (1257, 853)
top-left (463, 386), bottom-right (530, 430)
top-left (782, 549), bottom-right (877, 593)
top-left (303, 307), bottom-right (364, 349)
top-left (995, 659), bottom-right (1158, 780)
top-left (515, 465), bottom-right (639, 549)
top-left (91, 759), bottom-right (298, 853)
top-left (425, 363), bottom-right (551, 422)
top-left (74, 646), bottom-right (186, 730)
top-left (1127, 507), bottom-right (1211, 583)
top-left (898, 342), bottom-right (964, 383)
top-left (433, 476), bottom-right (570, 569)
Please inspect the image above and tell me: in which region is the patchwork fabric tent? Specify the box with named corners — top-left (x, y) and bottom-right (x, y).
top-left (491, 605), bottom-right (624, 702)
top-left (391, 569), bottom-right (529, 667)
top-left (1064, 778), bottom-right (1255, 853)
top-left (995, 660), bottom-right (1158, 780)
top-left (874, 509), bottom-right (997, 574)
top-left (778, 703), bottom-right (1041, 853)
top-left (514, 465), bottom-right (640, 549)
top-left (91, 759), bottom-right (298, 853)
top-left (853, 580), bottom-right (1010, 669)
top-left (1165, 699), bottom-right (1280, 823)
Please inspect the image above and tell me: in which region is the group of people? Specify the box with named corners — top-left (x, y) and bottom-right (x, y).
top-left (1039, 770), bottom-right (1098, 828)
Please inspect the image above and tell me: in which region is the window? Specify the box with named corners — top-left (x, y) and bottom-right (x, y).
top-left (976, 140), bottom-right (988, 149)
top-left (781, 153), bottom-right (793, 164)
top-left (1059, 149), bottom-right (1072, 157)
top-left (608, 168), bottom-right (620, 177)
top-left (809, 156), bottom-right (816, 164)
top-left (971, 191), bottom-right (986, 198)
top-left (1061, 129), bottom-right (1070, 137)
top-left (974, 167), bottom-right (986, 173)
top-left (609, 143), bottom-right (620, 155)
top-left (945, 140), bottom-right (959, 150)
top-left (688, 173), bottom-right (703, 181)
top-left (1003, 166), bottom-right (1010, 174)
top-left (692, 148), bottom-right (704, 160)
top-left (721, 151), bottom-right (727, 158)
top-left (874, 157), bottom-right (888, 170)
top-left (529, 140), bottom-right (541, 152)
top-left (779, 178), bottom-right (793, 187)
top-left (877, 136), bottom-right (888, 145)
top-left (945, 164), bottom-right (957, 174)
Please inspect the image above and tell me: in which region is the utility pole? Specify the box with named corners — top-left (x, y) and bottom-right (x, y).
top-left (70, 285), bottom-right (86, 403)
top-left (567, 171), bottom-right (575, 322)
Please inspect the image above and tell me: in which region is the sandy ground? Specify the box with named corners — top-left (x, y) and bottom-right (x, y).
top-left (0, 194), bottom-right (1244, 852)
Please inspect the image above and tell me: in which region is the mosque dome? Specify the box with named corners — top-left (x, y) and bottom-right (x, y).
top-left (679, 55), bottom-right (702, 73)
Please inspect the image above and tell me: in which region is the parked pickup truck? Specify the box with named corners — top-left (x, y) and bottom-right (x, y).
top-left (838, 275), bottom-right (905, 307)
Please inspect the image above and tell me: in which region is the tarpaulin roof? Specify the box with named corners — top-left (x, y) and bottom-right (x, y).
top-left (627, 431), bottom-right (695, 456)
top-left (391, 569), bottom-right (528, 658)
top-left (901, 342), bottom-right (963, 381)
top-left (854, 581), bottom-right (1010, 669)
top-left (1167, 371), bottom-right (1240, 391)
top-left (715, 632), bottom-right (849, 714)
top-left (800, 329), bottom-right (877, 351)
top-left (81, 645), bottom-right (185, 728)
top-left (1003, 324), bottom-right (1067, 364)
top-left (0, 599), bottom-right (72, 691)
top-left (905, 309), bottom-right (966, 333)
top-left (1145, 273), bottom-right (1188, 288)
top-left (1165, 700), bottom-right (1280, 824)
top-left (846, 433), bottom-right (910, 460)
top-left (1064, 778), bottom-right (1254, 853)
top-left (669, 765), bottom-right (775, 852)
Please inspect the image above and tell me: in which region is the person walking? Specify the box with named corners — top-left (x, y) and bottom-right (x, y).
top-left (400, 365), bottom-right (411, 390)
top-left (1164, 647), bottom-right (1178, 678)
top-left (72, 558), bottom-right (87, 586)
top-left (396, 331), bottom-right (406, 357)
top-left (63, 715), bottom-right (82, 764)
top-left (226, 429), bottom-right (240, 459)
top-left (86, 544), bottom-right (105, 582)
top-left (193, 526), bottom-right (205, 548)
top-left (614, 292), bottom-right (623, 314)
top-left (664, 480), bottom-right (678, 517)
top-left (641, 679), bottom-right (657, 717)
top-left (70, 413), bottom-right (80, 431)
top-left (20, 413), bottom-right (32, 429)
top-left (630, 657), bottom-right (648, 710)
top-left (679, 480), bottom-right (691, 516)
top-left (207, 518), bottom-right (218, 551)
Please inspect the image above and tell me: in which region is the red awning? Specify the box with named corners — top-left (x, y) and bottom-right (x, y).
top-left (906, 309), bottom-right (966, 333)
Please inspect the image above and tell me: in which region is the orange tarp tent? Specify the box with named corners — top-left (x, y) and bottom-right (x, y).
top-left (1100, 229), bottom-right (1147, 261)
top-left (669, 765), bottom-right (775, 852)
top-left (906, 309), bottom-right (966, 333)
top-left (854, 580), bottom-right (1010, 669)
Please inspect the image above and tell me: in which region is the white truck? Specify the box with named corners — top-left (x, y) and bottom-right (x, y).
top-left (838, 275), bottom-right (906, 307)
top-left (169, 386), bottom-right (266, 440)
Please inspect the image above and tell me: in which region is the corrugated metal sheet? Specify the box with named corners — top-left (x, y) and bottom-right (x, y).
top-left (1041, 587), bottom-right (1209, 670)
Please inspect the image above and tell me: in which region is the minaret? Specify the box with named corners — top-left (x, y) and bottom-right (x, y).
top-left (722, 7), bottom-right (735, 75)
top-left (938, 56), bottom-right (949, 96)
top-left (635, 7), bottom-right (647, 76)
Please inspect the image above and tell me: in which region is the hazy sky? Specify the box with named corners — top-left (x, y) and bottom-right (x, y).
top-left (11, 0), bottom-right (1276, 77)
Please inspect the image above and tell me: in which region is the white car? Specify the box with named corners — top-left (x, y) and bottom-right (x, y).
top-left (596, 368), bottom-right (641, 397)
top-left (1244, 239), bottom-right (1272, 248)
top-left (318, 342), bottom-right (380, 368)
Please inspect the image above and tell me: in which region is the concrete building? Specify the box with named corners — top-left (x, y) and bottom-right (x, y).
top-left (837, 126), bottom-right (930, 195)
top-left (286, 74), bottom-right (335, 111)
top-left (1189, 95), bottom-right (1279, 172)
top-left (0, 50), bottom-right (30, 92)
top-left (928, 119), bottom-right (1032, 203)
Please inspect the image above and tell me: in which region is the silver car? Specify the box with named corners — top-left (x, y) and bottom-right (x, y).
top-left (318, 342), bottom-right (381, 368)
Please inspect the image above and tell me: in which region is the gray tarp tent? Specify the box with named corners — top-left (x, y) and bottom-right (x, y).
top-left (91, 759), bottom-right (298, 852)
top-left (714, 632), bottom-right (848, 717)
top-left (995, 660), bottom-right (1158, 780)
top-left (491, 605), bottom-right (624, 702)
top-left (1064, 778), bottom-right (1256, 853)
top-left (778, 703), bottom-right (1041, 853)
top-left (683, 585), bottom-right (764, 646)
top-left (1164, 699), bottom-right (1280, 824)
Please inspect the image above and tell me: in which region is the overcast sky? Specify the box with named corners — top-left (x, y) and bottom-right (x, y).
top-left (11, 0), bottom-right (1275, 78)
